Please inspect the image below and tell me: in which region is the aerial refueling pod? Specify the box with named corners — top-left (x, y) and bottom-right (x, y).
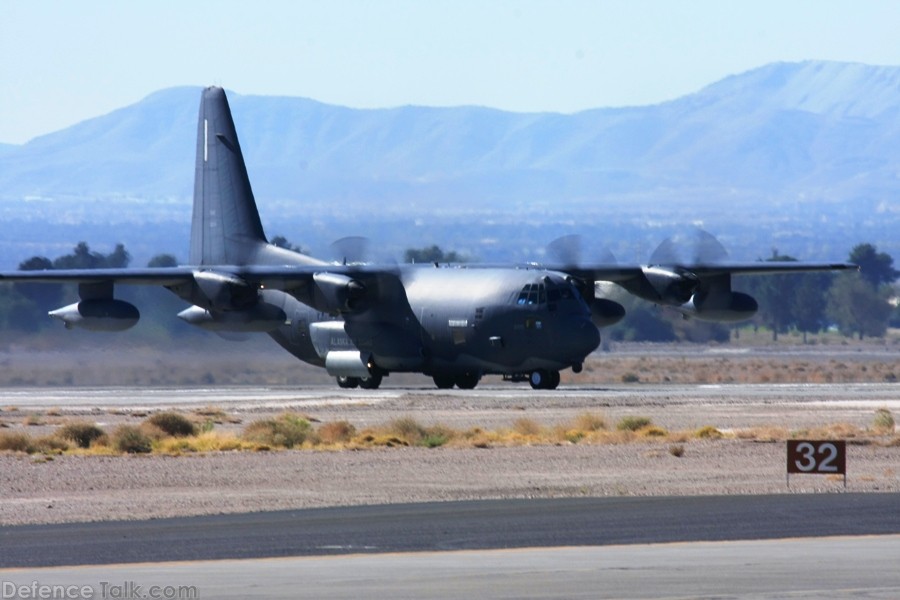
top-left (324, 350), bottom-right (375, 379)
top-left (678, 290), bottom-right (758, 322)
top-left (49, 299), bottom-right (140, 332)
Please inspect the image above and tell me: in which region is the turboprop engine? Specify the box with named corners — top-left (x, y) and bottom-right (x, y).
top-left (178, 271), bottom-right (288, 332)
top-left (311, 272), bottom-right (366, 314)
top-left (49, 299), bottom-right (140, 332)
top-left (625, 267), bottom-right (758, 323)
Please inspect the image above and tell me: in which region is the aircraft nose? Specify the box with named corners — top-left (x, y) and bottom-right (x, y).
top-left (563, 317), bottom-right (600, 360)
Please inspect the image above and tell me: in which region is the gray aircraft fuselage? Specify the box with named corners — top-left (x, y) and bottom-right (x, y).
top-left (263, 265), bottom-right (599, 384)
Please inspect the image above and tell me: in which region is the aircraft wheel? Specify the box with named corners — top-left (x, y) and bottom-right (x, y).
top-left (529, 369), bottom-right (547, 390)
top-left (455, 372), bottom-right (480, 390)
top-left (433, 374), bottom-right (456, 389)
top-left (337, 376), bottom-right (359, 389)
top-left (359, 373), bottom-right (383, 390)
top-left (546, 370), bottom-right (561, 390)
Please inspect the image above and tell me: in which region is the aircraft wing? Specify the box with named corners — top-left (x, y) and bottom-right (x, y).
top-left (0, 267), bottom-right (198, 286)
top-left (541, 260), bottom-right (857, 324)
top-left (550, 261), bottom-right (856, 283)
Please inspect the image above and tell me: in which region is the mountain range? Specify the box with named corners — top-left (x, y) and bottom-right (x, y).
top-left (0, 61), bottom-right (898, 266)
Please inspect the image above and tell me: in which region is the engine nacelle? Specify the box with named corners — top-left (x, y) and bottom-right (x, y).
top-left (192, 270), bottom-right (257, 310)
top-left (679, 291), bottom-right (758, 323)
top-left (591, 298), bottom-right (626, 327)
top-left (177, 303), bottom-right (286, 332)
top-left (641, 266), bottom-right (700, 305)
top-left (313, 272), bottom-right (365, 313)
top-left (49, 300), bottom-right (140, 332)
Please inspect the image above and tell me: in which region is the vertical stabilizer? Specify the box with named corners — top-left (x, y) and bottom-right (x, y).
top-left (190, 87), bottom-right (267, 265)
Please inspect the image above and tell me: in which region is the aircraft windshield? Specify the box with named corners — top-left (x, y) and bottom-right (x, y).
top-left (515, 281), bottom-right (576, 306)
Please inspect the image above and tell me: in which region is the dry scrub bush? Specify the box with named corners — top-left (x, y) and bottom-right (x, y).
top-left (0, 431), bottom-right (34, 453)
top-left (32, 436), bottom-right (69, 454)
top-left (388, 416), bottom-right (428, 443)
top-left (361, 417), bottom-right (455, 448)
top-left (243, 413), bottom-right (312, 449)
top-left (146, 412), bottom-right (196, 437)
top-left (734, 426), bottom-right (790, 442)
top-left (1, 431), bottom-right (70, 454)
top-left (800, 423), bottom-right (864, 440)
top-left (57, 422), bottom-right (107, 449)
top-left (156, 432), bottom-right (250, 454)
top-left (873, 408), bottom-right (895, 434)
top-left (638, 425), bottom-right (668, 438)
top-left (617, 416), bottom-right (653, 432)
top-left (317, 421), bottom-right (357, 445)
top-left (695, 426), bottom-right (723, 439)
top-left (512, 418), bottom-right (542, 437)
top-left (112, 425), bottom-right (153, 454)
top-left (573, 412), bottom-right (607, 432)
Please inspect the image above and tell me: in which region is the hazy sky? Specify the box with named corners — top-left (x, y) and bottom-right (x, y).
top-left (3, 0), bottom-right (900, 143)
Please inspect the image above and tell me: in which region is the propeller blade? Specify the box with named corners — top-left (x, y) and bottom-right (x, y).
top-left (329, 236), bottom-right (371, 265)
top-left (547, 234), bottom-right (583, 267)
top-left (547, 234), bottom-right (618, 267)
top-left (649, 227), bottom-right (728, 265)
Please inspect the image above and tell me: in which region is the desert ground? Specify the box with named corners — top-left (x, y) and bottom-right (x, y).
top-left (1, 334), bottom-right (898, 526)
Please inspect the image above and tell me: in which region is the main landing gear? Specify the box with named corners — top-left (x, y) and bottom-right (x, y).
top-left (336, 373), bottom-right (383, 389)
top-left (528, 369), bottom-right (560, 390)
top-left (432, 372), bottom-right (481, 390)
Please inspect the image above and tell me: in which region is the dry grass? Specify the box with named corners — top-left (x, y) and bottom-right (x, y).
top-left (192, 406), bottom-right (242, 424)
top-left (155, 431), bottom-right (257, 454)
top-left (317, 420), bottom-right (357, 445)
top-left (3, 404), bottom-right (900, 457)
top-left (873, 408), bottom-right (896, 434)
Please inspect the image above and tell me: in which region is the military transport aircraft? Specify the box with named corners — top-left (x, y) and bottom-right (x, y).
top-left (0, 87), bottom-right (855, 390)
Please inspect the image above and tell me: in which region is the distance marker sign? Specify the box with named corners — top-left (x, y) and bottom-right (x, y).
top-left (787, 440), bottom-right (846, 487)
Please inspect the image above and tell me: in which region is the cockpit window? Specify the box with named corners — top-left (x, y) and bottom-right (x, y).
top-left (515, 279), bottom-right (579, 307)
top-left (516, 283), bottom-right (547, 305)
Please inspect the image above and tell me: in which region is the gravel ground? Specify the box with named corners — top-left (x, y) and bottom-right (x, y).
top-left (2, 384), bottom-right (899, 526)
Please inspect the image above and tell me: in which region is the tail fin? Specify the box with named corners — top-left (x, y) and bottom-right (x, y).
top-left (190, 87), bottom-right (267, 265)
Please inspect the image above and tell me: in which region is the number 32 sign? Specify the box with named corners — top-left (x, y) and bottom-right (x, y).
top-left (787, 440), bottom-right (846, 487)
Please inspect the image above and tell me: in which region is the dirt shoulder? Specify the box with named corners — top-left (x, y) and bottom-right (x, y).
top-left (2, 379), bottom-right (899, 526)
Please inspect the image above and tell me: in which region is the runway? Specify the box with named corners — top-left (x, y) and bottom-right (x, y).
top-left (3, 494), bottom-right (900, 567)
top-left (2, 496), bottom-right (899, 598)
top-left (2, 381), bottom-right (898, 412)
top-left (3, 537), bottom-right (899, 599)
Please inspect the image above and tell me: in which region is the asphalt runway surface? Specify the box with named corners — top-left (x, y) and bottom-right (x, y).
top-left (3, 493), bottom-right (900, 568)
top-left (2, 495), bottom-right (900, 599)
